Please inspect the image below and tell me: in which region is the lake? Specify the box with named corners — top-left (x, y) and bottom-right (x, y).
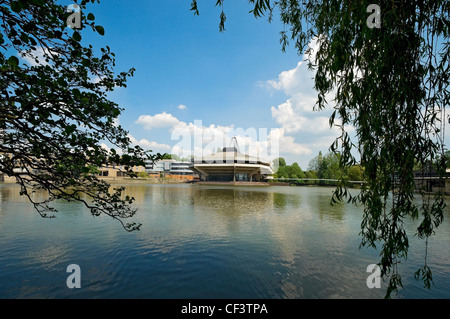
top-left (0, 182), bottom-right (449, 299)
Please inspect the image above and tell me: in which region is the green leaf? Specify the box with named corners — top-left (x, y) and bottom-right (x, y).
top-left (72, 31), bottom-right (82, 42)
top-left (87, 13), bottom-right (95, 21)
top-left (20, 33), bottom-right (29, 44)
top-left (65, 124), bottom-right (76, 135)
top-left (57, 77), bottom-right (67, 87)
top-left (10, 1), bottom-right (21, 13)
top-left (7, 56), bottom-right (19, 67)
top-left (95, 25), bottom-right (105, 36)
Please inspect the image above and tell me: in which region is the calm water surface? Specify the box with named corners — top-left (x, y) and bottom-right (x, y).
top-left (1, 183), bottom-right (449, 299)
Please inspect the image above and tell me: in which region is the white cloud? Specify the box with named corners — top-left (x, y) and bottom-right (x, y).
top-left (135, 112), bottom-right (181, 130)
top-left (99, 142), bottom-right (124, 156)
top-left (128, 134), bottom-right (171, 152)
top-left (267, 61), bottom-right (311, 96)
top-left (169, 117), bottom-right (310, 162)
top-left (270, 100), bottom-right (331, 133)
top-left (100, 136), bottom-right (171, 155)
top-left (178, 104), bottom-right (188, 110)
top-left (267, 36), bottom-right (322, 99)
top-left (267, 38), bottom-right (335, 144)
top-left (261, 36), bottom-right (348, 166)
top-left (91, 75), bottom-right (102, 84)
top-left (268, 128), bottom-right (312, 155)
top-left (100, 143), bottom-right (111, 152)
top-left (133, 105), bottom-right (312, 164)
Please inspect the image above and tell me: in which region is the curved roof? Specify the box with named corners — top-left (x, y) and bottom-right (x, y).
top-left (193, 147), bottom-right (271, 166)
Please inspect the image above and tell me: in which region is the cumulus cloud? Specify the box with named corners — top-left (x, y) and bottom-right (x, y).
top-left (268, 128), bottom-right (312, 155)
top-left (135, 112), bottom-right (181, 130)
top-left (169, 118), bottom-right (310, 161)
top-left (100, 143), bottom-right (112, 152)
top-left (178, 104), bottom-right (187, 110)
top-left (128, 134), bottom-right (171, 152)
top-left (270, 100), bottom-right (331, 133)
top-left (261, 36), bottom-right (350, 166)
top-left (91, 75), bottom-right (102, 84)
top-left (267, 61), bottom-right (315, 98)
top-left (134, 109), bottom-right (310, 162)
top-left (267, 37), bottom-right (322, 98)
top-left (268, 39), bottom-right (330, 137)
top-left (99, 136), bottom-right (171, 156)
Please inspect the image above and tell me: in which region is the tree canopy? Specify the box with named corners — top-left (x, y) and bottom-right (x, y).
top-left (192, 0), bottom-right (450, 297)
top-left (273, 157), bottom-right (305, 179)
top-left (0, 0), bottom-right (161, 231)
top-left (308, 151), bottom-right (363, 182)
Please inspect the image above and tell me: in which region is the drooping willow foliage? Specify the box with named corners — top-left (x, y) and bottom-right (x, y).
top-left (191, 0), bottom-right (450, 297)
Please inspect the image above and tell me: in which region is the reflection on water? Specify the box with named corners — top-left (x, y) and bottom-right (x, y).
top-left (0, 183), bottom-right (449, 299)
top-left (192, 187), bottom-right (274, 214)
top-left (317, 196), bottom-right (346, 222)
top-left (273, 191), bottom-right (299, 210)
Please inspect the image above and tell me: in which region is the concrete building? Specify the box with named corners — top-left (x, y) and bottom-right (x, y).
top-left (145, 159), bottom-right (195, 176)
top-left (189, 146), bottom-right (274, 182)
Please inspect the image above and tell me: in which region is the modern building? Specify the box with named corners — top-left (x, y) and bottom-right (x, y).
top-left (145, 159), bottom-right (195, 176)
top-left (189, 146), bottom-right (274, 182)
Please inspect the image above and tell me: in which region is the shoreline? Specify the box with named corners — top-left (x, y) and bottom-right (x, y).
top-left (2, 177), bottom-right (448, 194)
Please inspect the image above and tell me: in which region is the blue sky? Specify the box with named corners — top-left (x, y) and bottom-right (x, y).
top-left (16, 1), bottom-right (450, 170)
top-left (68, 0), bottom-right (345, 168)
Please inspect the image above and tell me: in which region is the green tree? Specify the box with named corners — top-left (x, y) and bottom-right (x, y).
top-left (304, 170), bottom-right (317, 179)
top-left (161, 153), bottom-right (172, 159)
top-left (347, 165), bottom-right (363, 182)
top-left (308, 151), bottom-right (340, 179)
top-left (273, 157), bottom-right (286, 168)
top-left (287, 162), bottom-right (305, 179)
top-left (273, 158), bottom-right (305, 179)
top-left (277, 157), bottom-right (286, 167)
top-left (273, 157), bottom-right (287, 178)
top-left (274, 165), bottom-right (287, 178)
top-left (320, 152), bottom-right (340, 180)
top-left (193, 0), bottom-right (449, 297)
top-left (307, 151), bottom-right (323, 172)
top-left (0, 0), bottom-right (161, 231)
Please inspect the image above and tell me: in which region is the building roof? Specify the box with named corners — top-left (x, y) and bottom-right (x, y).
top-left (193, 147), bottom-right (271, 166)
top-left (191, 146), bottom-right (274, 177)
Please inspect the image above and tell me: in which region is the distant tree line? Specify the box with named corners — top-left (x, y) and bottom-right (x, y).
top-left (160, 153), bottom-right (191, 162)
top-left (272, 157), bottom-right (306, 179)
top-left (274, 149), bottom-right (450, 184)
top-left (273, 151), bottom-right (364, 183)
